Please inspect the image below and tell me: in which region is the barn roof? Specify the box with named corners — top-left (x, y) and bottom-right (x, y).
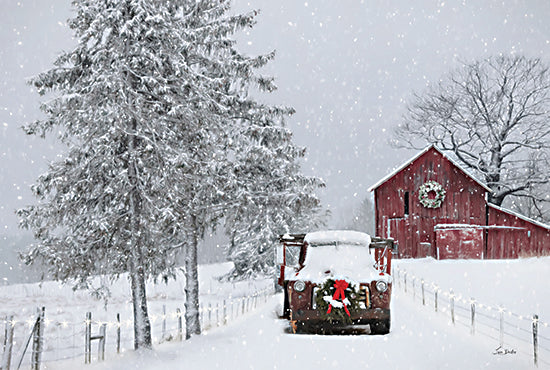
top-left (367, 145), bottom-right (493, 192)
top-left (488, 203), bottom-right (550, 231)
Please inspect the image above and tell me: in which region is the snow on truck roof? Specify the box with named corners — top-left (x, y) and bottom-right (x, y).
top-left (304, 230), bottom-right (371, 246)
top-left (295, 231), bottom-right (387, 284)
top-left (294, 244), bottom-right (385, 284)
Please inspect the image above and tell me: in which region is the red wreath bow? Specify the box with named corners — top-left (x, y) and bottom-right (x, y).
top-left (327, 279), bottom-right (351, 317)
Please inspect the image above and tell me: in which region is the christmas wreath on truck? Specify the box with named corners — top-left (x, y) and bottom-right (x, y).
top-left (315, 278), bottom-right (362, 324)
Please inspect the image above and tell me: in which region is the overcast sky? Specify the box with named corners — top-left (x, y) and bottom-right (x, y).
top-left (2, 0), bottom-right (550, 237)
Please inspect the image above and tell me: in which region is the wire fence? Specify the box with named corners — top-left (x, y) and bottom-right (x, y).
top-left (1, 286), bottom-right (274, 369)
top-left (394, 265), bottom-right (549, 368)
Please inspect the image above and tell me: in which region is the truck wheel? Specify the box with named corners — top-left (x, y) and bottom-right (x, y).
top-left (290, 320), bottom-right (298, 334)
top-left (290, 320), bottom-right (308, 334)
top-left (370, 319), bottom-right (390, 335)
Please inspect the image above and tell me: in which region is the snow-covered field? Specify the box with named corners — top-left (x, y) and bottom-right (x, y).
top-left (394, 257), bottom-right (550, 319)
top-left (393, 257), bottom-right (550, 368)
top-left (0, 263), bottom-right (273, 367)
top-left (1, 257), bottom-right (549, 369)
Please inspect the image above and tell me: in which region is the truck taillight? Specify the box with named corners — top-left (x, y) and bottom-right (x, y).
top-left (359, 284), bottom-right (371, 309)
top-left (312, 286), bottom-right (319, 309)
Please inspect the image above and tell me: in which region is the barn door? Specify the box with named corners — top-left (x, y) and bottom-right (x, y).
top-left (435, 227), bottom-right (484, 259)
top-left (388, 218), bottom-right (409, 258)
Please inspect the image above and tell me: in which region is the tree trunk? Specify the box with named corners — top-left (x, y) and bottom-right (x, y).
top-left (130, 264), bottom-right (152, 349)
top-left (127, 117), bottom-right (152, 349)
top-left (185, 215), bottom-right (201, 339)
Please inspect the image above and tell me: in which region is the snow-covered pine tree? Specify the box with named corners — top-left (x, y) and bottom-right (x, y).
top-left (224, 119), bottom-right (327, 280)
top-left (18, 0), bottom-right (280, 346)
top-left (159, 1), bottom-right (310, 338)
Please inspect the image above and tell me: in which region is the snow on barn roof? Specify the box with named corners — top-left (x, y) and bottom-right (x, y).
top-left (367, 145), bottom-right (493, 193)
top-left (488, 203), bottom-right (550, 231)
top-left (304, 230), bottom-right (371, 246)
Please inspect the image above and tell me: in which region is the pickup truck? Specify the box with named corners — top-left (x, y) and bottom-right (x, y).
top-left (277, 230), bottom-right (395, 334)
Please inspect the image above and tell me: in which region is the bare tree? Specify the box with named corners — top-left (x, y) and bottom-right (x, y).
top-left (395, 56), bottom-right (550, 221)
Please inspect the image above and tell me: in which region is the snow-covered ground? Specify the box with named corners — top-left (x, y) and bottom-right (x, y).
top-left (394, 257), bottom-right (550, 319)
top-left (0, 263), bottom-right (273, 367)
top-left (0, 262), bottom-right (270, 325)
top-left (54, 293), bottom-right (531, 370)
top-left (1, 257), bottom-right (549, 369)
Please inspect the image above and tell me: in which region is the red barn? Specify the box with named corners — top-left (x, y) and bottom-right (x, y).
top-left (369, 145), bottom-right (550, 259)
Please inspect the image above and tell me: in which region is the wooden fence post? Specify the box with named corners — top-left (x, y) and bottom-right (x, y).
top-left (1, 315), bottom-right (14, 370)
top-left (498, 307), bottom-right (504, 349)
top-left (470, 299), bottom-right (476, 335)
top-left (85, 312), bottom-right (107, 363)
top-left (16, 320), bottom-right (35, 370)
top-left (533, 314), bottom-right (539, 367)
top-left (176, 308), bottom-right (183, 341)
top-left (450, 290), bottom-right (455, 325)
top-left (434, 286), bottom-right (438, 313)
top-left (116, 313), bottom-right (121, 354)
top-left (421, 280), bottom-right (425, 306)
top-left (98, 324), bottom-right (106, 361)
top-left (223, 300), bottom-right (227, 325)
top-left (31, 307), bottom-right (45, 370)
top-left (2, 316), bottom-right (5, 349)
top-left (208, 303), bottom-right (212, 328)
top-left (162, 305), bottom-right (167, 339)
top-left (397, 270), bottom-right (401, 289)
top-left (85, 312), bottom-right (92, 364)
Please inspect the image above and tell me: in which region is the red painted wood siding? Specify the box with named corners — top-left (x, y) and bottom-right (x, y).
top-left (373, 147), bottom-right (550, 259)
top-left (436, 227), bottom-right (484, 259)
top-left (375, 147), bottom-right (487, 258)
top-left (487, 206), bottom-right (550, 258)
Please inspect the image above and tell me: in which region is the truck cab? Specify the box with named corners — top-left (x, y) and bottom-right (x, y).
top-left (277, 230), bottom-right (395, 334)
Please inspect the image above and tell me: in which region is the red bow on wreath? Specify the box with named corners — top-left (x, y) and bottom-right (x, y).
top-left (327, 279), bottom-right (351, 317)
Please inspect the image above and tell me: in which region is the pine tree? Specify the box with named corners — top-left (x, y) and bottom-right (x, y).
top-left (224, 120), bottom-right (327, 279)
top-left (19, 0), bottom-right (322, 344)
top-left (17, 0), bottom-right (273, 346)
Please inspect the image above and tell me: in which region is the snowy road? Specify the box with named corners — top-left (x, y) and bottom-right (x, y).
top-left (61, 288), bottom-right (531, 370)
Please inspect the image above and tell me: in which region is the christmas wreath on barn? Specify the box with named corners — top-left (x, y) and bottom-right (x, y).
top-left (418, 180), bottom-right (446, 209)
